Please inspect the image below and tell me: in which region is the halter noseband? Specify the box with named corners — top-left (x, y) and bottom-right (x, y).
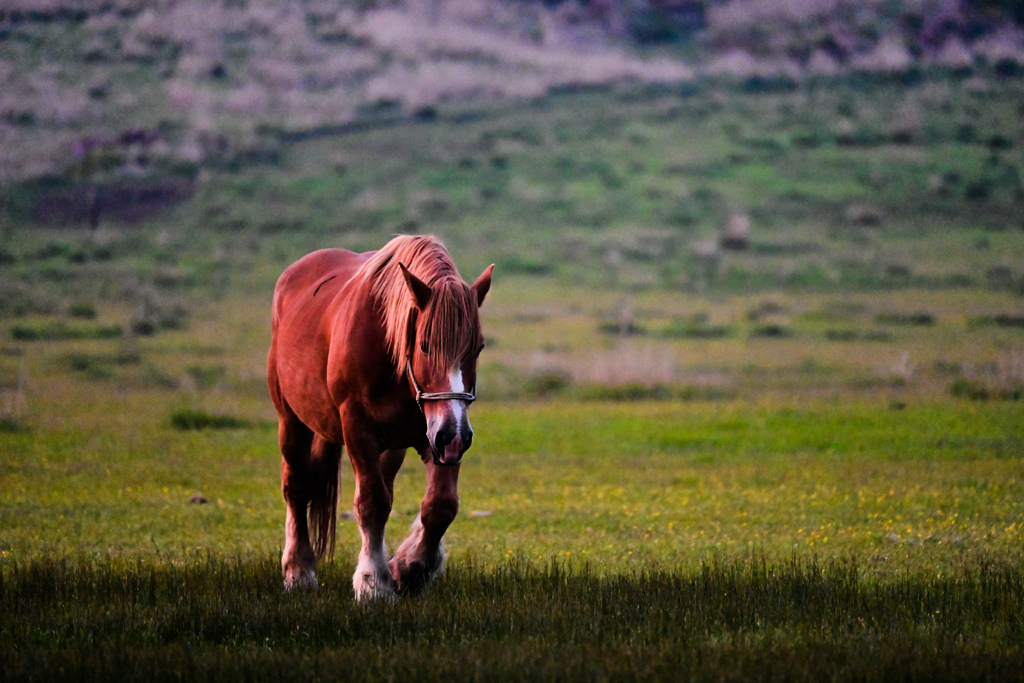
top-left (404, 308), bottom-right (476, 412)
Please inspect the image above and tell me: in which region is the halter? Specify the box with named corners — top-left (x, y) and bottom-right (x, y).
top-left (404, 308), bottom-right (476, 412)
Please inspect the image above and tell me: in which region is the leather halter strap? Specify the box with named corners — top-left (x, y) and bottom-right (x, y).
top-left (404, 308), bottom-right (476, 412)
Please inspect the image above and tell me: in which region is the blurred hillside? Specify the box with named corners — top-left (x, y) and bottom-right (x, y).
top-left (1, 0), bottom-right (1023, 225)
top-left (1, 0), bottom-right (1023, 413)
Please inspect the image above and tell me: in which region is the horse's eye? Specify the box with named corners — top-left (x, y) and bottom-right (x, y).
top-left (420, 341), bottom-right (429, 353)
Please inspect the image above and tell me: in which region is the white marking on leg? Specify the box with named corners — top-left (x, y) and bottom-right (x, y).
top-left (352, 516), bottom-right (394, 602)
top-left (391, 512), bottom-right (446, 589)
top-left (282, 506), bottom-right (317, 590)
top-left (390, 514), bottom-right (423, 579)
top-left (282, 506), bottom-right (298, 567)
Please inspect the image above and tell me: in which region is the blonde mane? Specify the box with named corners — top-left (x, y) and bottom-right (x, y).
top-left (361, 235), bottom-right (480, 375)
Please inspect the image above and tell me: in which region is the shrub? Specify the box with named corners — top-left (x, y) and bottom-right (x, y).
top-left (751, 241), bottom-right (819, 256)
top-left (598, 321), bottom-right (646, 337)
top-left (497, 254), bottom-right (554, 276)
top-left (574, 382), bottom-right (734, 401)
top-left (875, 312), bottom-right (935, 326)
top-left (0, 416), bottom-right (29, 433)
top-left (575, 382), bottom-right (674, 401)
top-left (825, 329), bottom-right (893, 342)
top-left (130, 319), bottom-right (158, 336)
top-left (186, 365), bottom-right (226, 390)
top-left (67, 302), bottom-right (97, 319)
top-left (662, 317), bottom-right (731, 339)
top-left (522, 371), bottom-right (571, 398)
top-left (786, 264), bottom-right (833, 289)
top-left (950, 377), bottom-right (990, 400)
top-left (64, 353), bottom-right (114, 381)
top-left (845, 204), bottom-right (884, 227)
top-left (750, 324), bottom-right (792, 338)
top-left (948, 378), bottom-right (1022, 401)
top-left (131, 301), bottom-right (189, 336)
top-left (0, 282), bottom-right (59, 317)
top-left (824, 329), bottom-right (857, 341)
top-left (63, 348), bottom-right (140, 381)
top-left (746, 300), bottom-right (787, 321)
top-left (139, 365), bottom-right (179, 390)
top-left (11, 322), bottom-right (123, 341)
top-left (965, 178), bottom-right (993, 201)
top-left (969, 314), bottom-right (1024, 328)
top-left (985, 267), bottom-right (1019, 291)
top-left (169, 409), bottom-right (251, 431)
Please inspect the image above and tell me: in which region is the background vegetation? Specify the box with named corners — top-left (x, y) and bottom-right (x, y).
top-left (2, 1), bottom-right (1023, 680)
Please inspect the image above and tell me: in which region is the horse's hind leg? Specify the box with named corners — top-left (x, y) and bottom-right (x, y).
top-left (390, 460), bottom-right (460, 594)
top-left (279, 416), bottom-right (318, 589)
top-left (308, 436), bottom-right (342, 561)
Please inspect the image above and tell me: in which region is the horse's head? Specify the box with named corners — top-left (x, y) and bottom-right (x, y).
top-left (400, 262), bottom-right (493, 466)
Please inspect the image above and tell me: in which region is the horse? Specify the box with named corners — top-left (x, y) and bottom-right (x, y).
top-left (267, 235), bottom-right (493, 601)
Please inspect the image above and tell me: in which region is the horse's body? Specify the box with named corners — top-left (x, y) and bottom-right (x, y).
top-left (267, 235), bottom-right (492, 600)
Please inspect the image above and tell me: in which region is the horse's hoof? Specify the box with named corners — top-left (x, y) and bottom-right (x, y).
top-left (390, 543), bottom-right (446, 595)
top-left (392, 559), bottom-right (432, 595)
top-left (353, 572), bottom-right (397, 603)
top-left (283, 569), bottom-right (318, 591)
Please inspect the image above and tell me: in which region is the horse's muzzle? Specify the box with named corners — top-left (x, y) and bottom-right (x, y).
top-left (431, 420), bottom-right (472, 466)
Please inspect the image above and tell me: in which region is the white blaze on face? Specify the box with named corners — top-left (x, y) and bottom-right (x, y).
top-left (444, 367), bottom-right (472, 462)
top-left (449, 368), bottom-right (467, 425)
top-left (425, 368), bottom-right (473, 463)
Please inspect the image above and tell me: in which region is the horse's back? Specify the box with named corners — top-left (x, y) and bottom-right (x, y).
top-left (272, 248), bottom-right (374, 326)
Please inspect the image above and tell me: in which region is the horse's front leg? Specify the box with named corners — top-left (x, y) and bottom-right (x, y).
top-left (344, 421), bottom-right (396, 602)
top-left (380, 448), bottom-right (406, 501)
top-left (390, 459), bottom-right (460, 594)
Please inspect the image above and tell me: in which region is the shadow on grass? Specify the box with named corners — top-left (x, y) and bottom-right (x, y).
top-left (1, 555), bottom-right (1021, 681)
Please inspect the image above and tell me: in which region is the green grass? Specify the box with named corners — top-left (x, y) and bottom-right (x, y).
top-left (2, 556), bottom-right (1022, 682)
top-left (2, 400), bottom-right (1022, 680)
top-left (1, 400), bottom-right (1021, 571)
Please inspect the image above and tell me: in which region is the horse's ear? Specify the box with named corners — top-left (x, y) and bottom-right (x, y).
top-left (471, 264), bottom-right (494, 307)
top-left (399, 262), bottom-right (432, 309)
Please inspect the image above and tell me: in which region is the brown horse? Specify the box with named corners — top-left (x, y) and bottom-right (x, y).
top-left (267, 235), bottom-right (493, 600)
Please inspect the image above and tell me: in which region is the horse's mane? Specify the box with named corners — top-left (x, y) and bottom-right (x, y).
top-left (361, 235), bottom-right (480, 376)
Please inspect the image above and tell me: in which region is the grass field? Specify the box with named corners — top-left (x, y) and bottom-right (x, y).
top-left (2, 399), bottom-right (1023, 681)
top-left (2, 397), bottom-right (1023, 680)
top-left (3, 556), bottom-right (1022, 681)
top-left (3, 398), bottom-right (1022, 568)
top-left (2, 58), bottom-right (1024, 679)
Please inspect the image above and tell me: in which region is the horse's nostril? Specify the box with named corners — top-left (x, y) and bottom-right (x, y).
top-left (433, 422), bottom-right (456, 452)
